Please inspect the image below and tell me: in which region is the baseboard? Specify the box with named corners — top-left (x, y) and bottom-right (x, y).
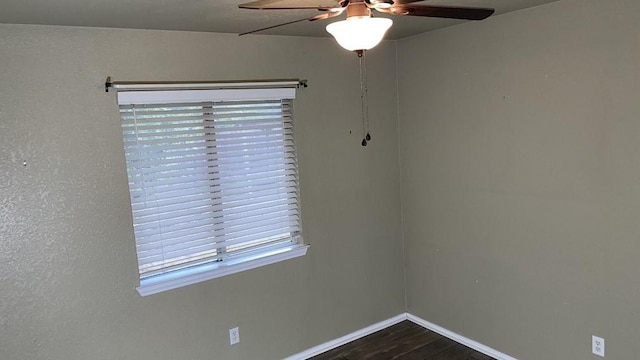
top-left (283, 313), bottom-right (408, 360)
top-left (406, 313), bottom-right (517, 360)
top-left (284, 312), bottom-right (517, 360)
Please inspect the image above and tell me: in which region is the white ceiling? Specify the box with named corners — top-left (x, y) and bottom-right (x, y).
top-left (0, 0), bottom-right (558, 39)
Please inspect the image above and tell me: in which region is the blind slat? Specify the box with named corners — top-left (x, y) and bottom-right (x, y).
top-left (122, 128), bottom-right (292, 146)
top-left (137, 224), bottom-right (299, 264)
top-left (135, 212), bottom-right (299, 251)
top-left (130, 173), bottom-right (296, 211)
top-left (134, 201), bottom-right (296, 238)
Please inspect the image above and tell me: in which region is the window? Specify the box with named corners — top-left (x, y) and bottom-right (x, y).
top-left (116, 82), bottom-right (307, 296)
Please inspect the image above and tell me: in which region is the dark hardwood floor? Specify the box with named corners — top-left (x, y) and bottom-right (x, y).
top-left (309, 321), bottom-right (494, 360)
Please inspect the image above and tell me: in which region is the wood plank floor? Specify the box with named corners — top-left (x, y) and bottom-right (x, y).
top-left (309, 321), bottom-right (495, 360)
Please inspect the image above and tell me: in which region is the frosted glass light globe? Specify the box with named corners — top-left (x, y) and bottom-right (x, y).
top-left (326, 16), bottom-right (393, 52)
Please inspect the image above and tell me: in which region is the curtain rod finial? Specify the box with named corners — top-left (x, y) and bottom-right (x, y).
top-left (105, 76), bottom-right (112, 93)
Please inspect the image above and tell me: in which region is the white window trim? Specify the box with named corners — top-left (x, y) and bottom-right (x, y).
top-left (116, 81), bottom-right (307, 296)
top-left (137, 244), bottom-right (309, 296)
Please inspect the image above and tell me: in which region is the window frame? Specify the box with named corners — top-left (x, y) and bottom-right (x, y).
top-left (115, 82), bottom-right (308, 296)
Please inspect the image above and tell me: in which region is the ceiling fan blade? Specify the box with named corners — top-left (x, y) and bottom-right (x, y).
top-left (393, 0), bottom-right (425, 3)
top-left (369, 0), bottom-right (424, 5)
top-left (310, 8), bottom-right (346, 21)
top-left (379, 5), bottom-right (494, 20)
top-left (239, 17), bottom-right (313, 35)
top-left (239, 0), bottom-right (342, 10)
top-left (238, 8), bottom-right (343, 36)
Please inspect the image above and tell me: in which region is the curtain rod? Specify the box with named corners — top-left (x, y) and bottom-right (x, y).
top-left (105, 77), bottom-right (308, 93)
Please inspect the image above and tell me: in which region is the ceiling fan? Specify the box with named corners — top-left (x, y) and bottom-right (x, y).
top-left (238, 0), bottom-right (494, 146)
top-left (238, 0), bottom-right (495, 52)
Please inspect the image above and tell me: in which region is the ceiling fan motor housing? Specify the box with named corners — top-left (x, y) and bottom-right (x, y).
top-left (346, 2), bottom-right (372, 18)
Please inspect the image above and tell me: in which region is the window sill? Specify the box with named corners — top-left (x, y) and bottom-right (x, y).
top-left (137, 244), bottom-right (309, 296)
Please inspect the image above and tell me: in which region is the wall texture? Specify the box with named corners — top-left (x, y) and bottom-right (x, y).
top-left (5, 1), bottom-right (640, 359)
top-left (397, 0), bottom-right (640, 359)
top-left (0, 25), bottom-right (405, 360)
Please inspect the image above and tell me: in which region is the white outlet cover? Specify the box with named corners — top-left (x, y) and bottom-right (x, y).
top-left (592, 335), bottom-right (605, 357)
top-left (229, 327), bottom-right (240, 345)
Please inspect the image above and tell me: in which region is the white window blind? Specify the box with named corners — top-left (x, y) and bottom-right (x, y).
top-left (117, 85), bottom-right (306, 295)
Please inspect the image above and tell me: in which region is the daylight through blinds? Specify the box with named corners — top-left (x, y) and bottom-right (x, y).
top-left (119, 94), bottom-right (301, 278)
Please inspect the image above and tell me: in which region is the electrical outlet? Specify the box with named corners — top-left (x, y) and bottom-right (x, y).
top-left (592, 335), bottom-right (604, 357)
top-left (229, 327), bottom-right (240, 345)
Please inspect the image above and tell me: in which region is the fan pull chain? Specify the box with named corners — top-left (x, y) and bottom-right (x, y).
top-left (358, 50), bottom-right (371, 146)
top-left (363, 51), bottom-right (371, 143)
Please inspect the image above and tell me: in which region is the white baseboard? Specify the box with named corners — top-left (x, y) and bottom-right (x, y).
top-left (406, 313), bottom-right (517, 360)
top-left (283, 314), bottom-right (408, 360)
top-left (284, 312), bottom-right (517, 360)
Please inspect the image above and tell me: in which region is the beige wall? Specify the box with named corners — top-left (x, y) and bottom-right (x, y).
top-left (398, 0), bottom-right (640, 359)
top-left (4, 1), bottom-right (640, 359)
top-left (0, 25), bottom-right (405, 359)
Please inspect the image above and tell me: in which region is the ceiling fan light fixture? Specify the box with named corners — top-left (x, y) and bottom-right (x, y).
top-left (326, 16), bottom-right (393, 52)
